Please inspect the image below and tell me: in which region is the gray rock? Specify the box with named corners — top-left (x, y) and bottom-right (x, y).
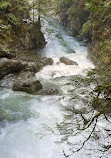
top-left (60, 57), bottom-right (78, 65)
top-left (0, 56), bottom-right (53, 80)
top-left (37, 57), bottom-right (53, 69)
top-left (25, 62), bottom-right (39, 72)
top-left (12, 71), bottom-right (59, 95)
top-left (25, 57), bottom-right (53, 72)
top-left (12, 71), bottom-right (43, 94)
top-left (0, 58), bottom-right (27, 79)
top-left (13, 80), bottom-right (43, 94)
top-left (23, 21), bottom-right (46, 50)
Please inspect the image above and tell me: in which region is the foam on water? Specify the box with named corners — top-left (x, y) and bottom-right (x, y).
top-left (36, 17), bottom-right (94, 80)
top-left (1, 17), bottom-right (110, 158)
top-left (0, 88), bottom-right (63, 158)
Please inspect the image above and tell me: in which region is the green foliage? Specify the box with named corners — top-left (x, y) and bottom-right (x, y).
top-left (55, 0), bottom-right (89, 34)
top-left (100, 39), bottom-right (111, 63)
top-left (81, 0), bottom-right (111, 36)
top-left (31, 0), bottom-right (52, 18)
top-left (79, 0), bottom-right (111, 65)
top-left (0, 1), bottom-right (10, 9)
top-left (0, 0), bottom-right (30, 42)
top-left (0, 19), bottom-right (11, 39)
top-left (7, 13), bottom-right (20, 25)
top-left (80, 20), bottom-right (98, 38)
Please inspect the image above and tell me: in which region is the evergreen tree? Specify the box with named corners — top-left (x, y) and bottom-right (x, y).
top-left (0, 0), bottom-right (30, 41)
top-left (31, 0), bottom-right (52, 26)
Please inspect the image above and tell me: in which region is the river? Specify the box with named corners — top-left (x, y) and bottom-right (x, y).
top-left (0, 17), bottom-right (110, 158)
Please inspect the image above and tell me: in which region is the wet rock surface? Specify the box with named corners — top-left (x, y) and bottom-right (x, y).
top-left (36, 57), bottom-right (53, 70)
top-left (0, 55), bottom-right (53, 80)
top-left (0, 58), bottom-right (27, 80)
top-left (0, 48), bottom-right (54, 95)
top-left (60, 57), bottom-right (78, 65)
top-left (12, 71), bottom-right (58, 95)
top-left (13, 80), bottom-right (43, 94)
top-left (12, 71), bottom-right (43, 94)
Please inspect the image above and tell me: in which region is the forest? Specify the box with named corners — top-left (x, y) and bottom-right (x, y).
top-left (0, 0), bottom-right (111, 158)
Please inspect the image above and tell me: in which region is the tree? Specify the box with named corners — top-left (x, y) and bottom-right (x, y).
top-left (31, 0), bottom-right (52, 27)
top-left (0, 0), bottom-right (30, 41)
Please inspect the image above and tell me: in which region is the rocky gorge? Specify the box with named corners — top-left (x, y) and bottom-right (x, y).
top-left (0, 0), bottom-right (111, 158)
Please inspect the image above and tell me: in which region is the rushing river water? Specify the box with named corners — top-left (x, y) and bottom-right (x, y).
top-left (0, 17), bottom-right (111, 158)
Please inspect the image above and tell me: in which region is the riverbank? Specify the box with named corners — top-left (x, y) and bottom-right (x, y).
top-left (55, 0), bottom-right (111, 70)
top-left (55, 0), bottom-right (111, 116)
top-left (0, 14), bottom-right (110, 158)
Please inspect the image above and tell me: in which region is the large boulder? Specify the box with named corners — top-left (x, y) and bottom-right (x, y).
top-left (37, 57), bottom-right (53, 69)
top-left (25, 62), bottom-right (40, 72)
top-left (0, 56), bottom-right (53, 80)
top-left (60, 57), bottom-right (78, 65)
top-left (20, 57), bottom-right (53, 72)
top-left (12, 71), bottom-right (43, 94)
top-left (25, 57), bottom-right (53, 72)
top-left (23, 21), bottom-right (46, 50)
top-left (0, 58), bottom-right (27, 80)
top-left (13, 80), bottom-right (43, 94)
top-left (12, 71), bottom-right (59, 95)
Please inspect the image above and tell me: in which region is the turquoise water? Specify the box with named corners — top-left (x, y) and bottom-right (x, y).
top-left (0, 17), bottom-right (110, 158)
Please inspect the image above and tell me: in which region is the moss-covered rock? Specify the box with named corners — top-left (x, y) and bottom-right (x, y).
top-left (13, 80), bottom-right (43, 94)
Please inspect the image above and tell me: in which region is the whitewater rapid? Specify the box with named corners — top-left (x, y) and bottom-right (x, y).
top-left (36, 17), bottom-right (94, 80)
top-left (0, 17), bottom-right (110, 158)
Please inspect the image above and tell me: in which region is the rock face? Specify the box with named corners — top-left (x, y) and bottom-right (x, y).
top-left (60, 57), bottom-right (78, 65)
top-left (26, 62), bottom-right (39, 72)
top-left (57, 1), bottom-right (89, 37)
top-left (24, 21), bottom-right (46, 50)
top-left (0, 58), bottom-right (27, 79)
top-left (12, 71), bottom-right (43, 94)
